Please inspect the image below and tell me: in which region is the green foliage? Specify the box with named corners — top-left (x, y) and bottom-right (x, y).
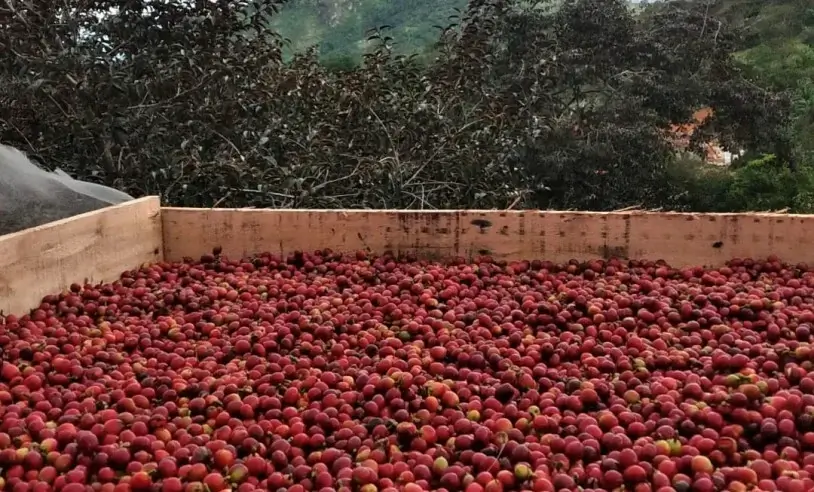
top-left (725, 155), bottom-right (799, 211)
top-left (733, 15), bottom-right (814, 167)
top-left (663, 154), bottom-right (814, 214)
top-left (794, 79), bottom-right (814, 160)
top-left (662, 158), bottom-right (735, 212)
top-left (729, 155), bottom-right (814, 213)
top-left (737, 41), bottom-right (814, 91)
top-left (703, 0), bottom-right (812, 48)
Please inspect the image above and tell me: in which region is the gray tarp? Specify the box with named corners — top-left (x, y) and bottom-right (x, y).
top-left (0, 144), bottom-right (134, 235)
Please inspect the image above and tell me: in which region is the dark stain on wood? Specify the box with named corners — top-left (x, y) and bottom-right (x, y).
top-left (398, 213), bottom-right (411, 233)
top-left (453, 213), bottom-right (461, 256)
top-left (587, 244), bottom-right (629, 259)
top-left (602, 244), bottom-right (629, 259)
top-left (356, 232), bottom-right (370, 251)
top-left (414, 248), bottom-right (447, 262)
top-left (623, 215), bottom-right (631, 256)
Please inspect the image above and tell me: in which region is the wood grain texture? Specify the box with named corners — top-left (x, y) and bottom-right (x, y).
top-left (162, 208), bottom-right (814, 267)
top-left (1, 197), bottom-right (162, 316)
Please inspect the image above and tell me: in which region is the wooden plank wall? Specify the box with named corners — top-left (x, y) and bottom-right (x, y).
top-left (161, 208), bottom-right (814, 267)
top-left (1, 197), bottom-right (163, 316)
top-left (6, 205), bottom-right (814, 316)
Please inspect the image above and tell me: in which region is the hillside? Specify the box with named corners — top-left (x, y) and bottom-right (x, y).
top-left (710, 0), bottom-right (813, 47)
top-left (270, 0), bottom-right (467, 66)
top-left (727, 0), bottom-right (814, 89)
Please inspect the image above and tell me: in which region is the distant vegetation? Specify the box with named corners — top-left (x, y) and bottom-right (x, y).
top-left (271, 0), bottom-right (467, 68)
top-left (273, 0), bottom-right (814, 172)
top-left (728, 0), bottom-right (814, 163)
top-left (666, 0), bottom-right (814, 211)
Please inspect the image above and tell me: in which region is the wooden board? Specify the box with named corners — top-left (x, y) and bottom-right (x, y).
top-left (1, 197), bottom-right (162, 316)
top-left (162, 208), bottom-right (814, 267)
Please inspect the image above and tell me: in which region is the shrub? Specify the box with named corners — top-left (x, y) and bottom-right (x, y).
top-left (0, 0), bottom-right (792, 211)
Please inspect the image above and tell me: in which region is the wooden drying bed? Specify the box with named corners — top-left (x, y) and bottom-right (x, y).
top-left (3, 196), bottom-right (813, 315)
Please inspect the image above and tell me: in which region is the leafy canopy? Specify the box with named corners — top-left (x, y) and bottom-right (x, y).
top-left (0, 0), bottom-right (794, 211)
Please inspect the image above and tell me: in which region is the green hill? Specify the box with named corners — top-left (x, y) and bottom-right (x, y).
top-left (270, 0), bottom-right (467, 66)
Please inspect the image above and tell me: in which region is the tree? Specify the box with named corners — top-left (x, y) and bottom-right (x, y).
top-left (0, 0), bottom-right (793, 211)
